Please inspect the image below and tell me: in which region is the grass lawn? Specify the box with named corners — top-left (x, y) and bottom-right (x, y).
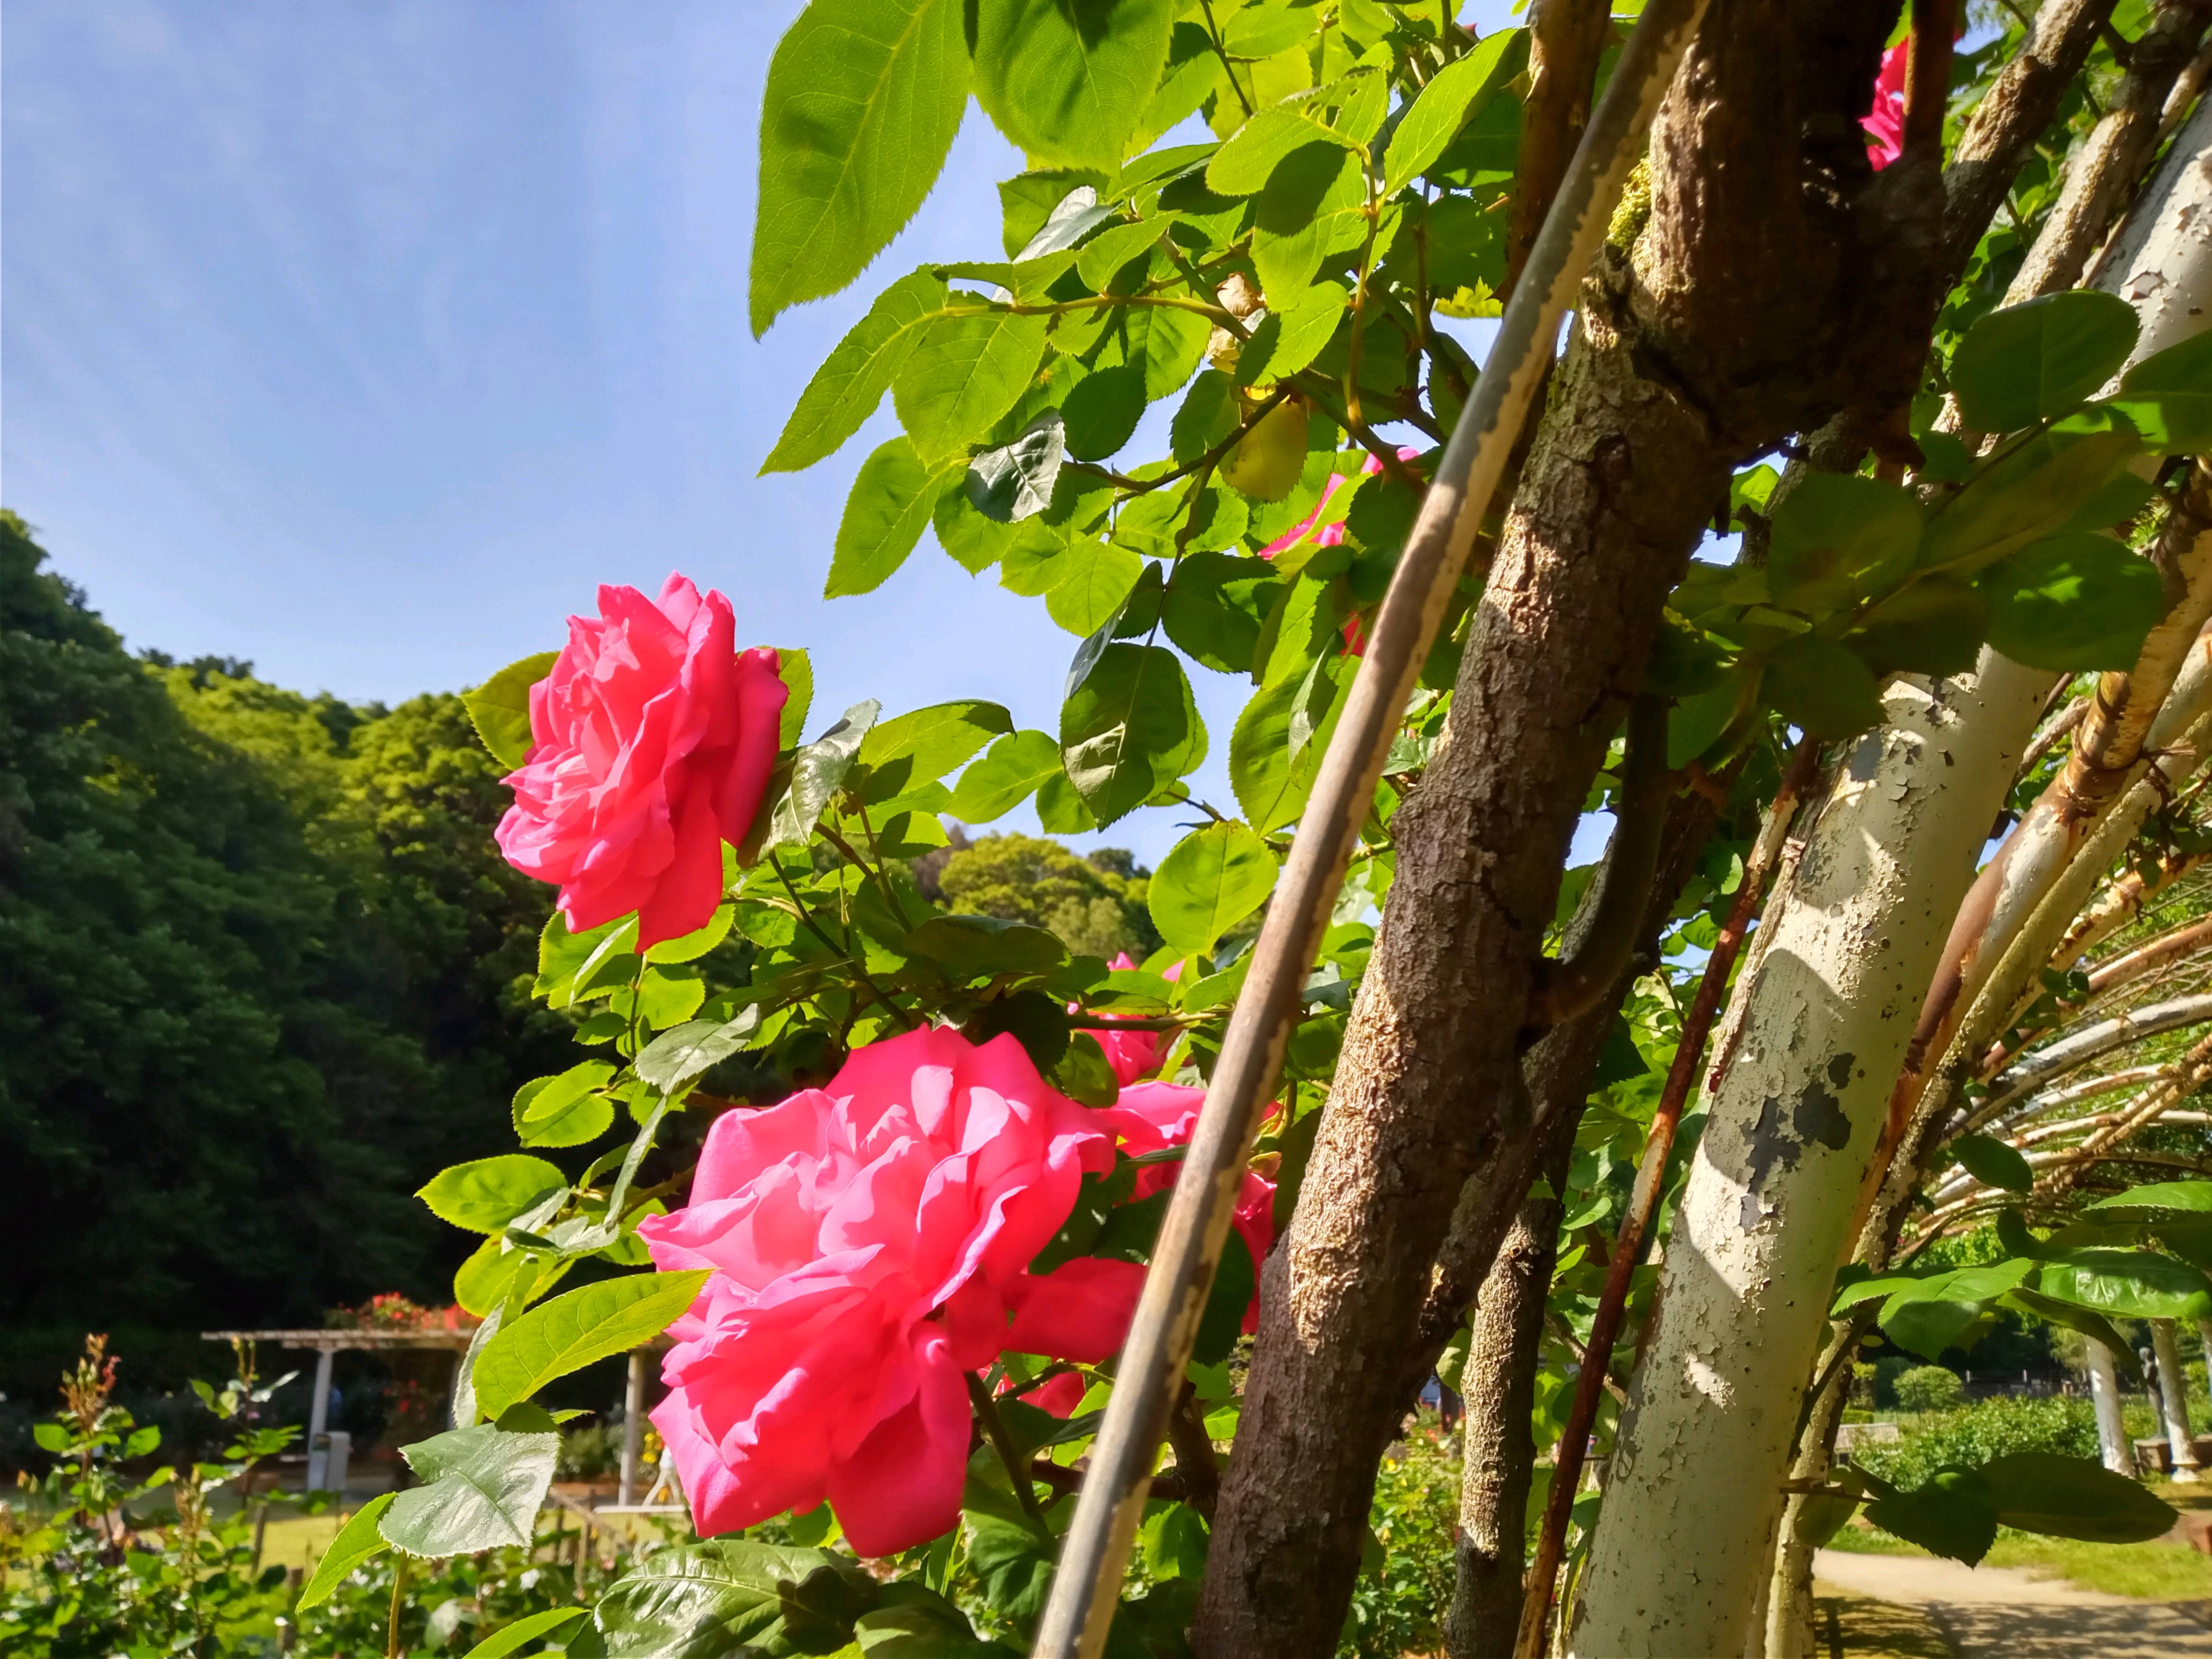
top-left (1825, 1479), bottom-right (2212, 1600)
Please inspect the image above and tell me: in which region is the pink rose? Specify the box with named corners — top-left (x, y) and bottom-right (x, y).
top-left (1258, 448), bottom-right (1423, 658)
top-left (1102, 1082), bottom-right (1278, 1331)
top-left (1863, 41), bottom-right (1908, 169)
top-left (1088, 953), bottom-right (1182, 1087)
top-left (494, 574), bottom-right (786, 949)
top-left (637, 1026), bottom-right (1143, 1555)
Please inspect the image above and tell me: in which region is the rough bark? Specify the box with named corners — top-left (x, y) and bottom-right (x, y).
top-left (1189, 6), bottom-right (1924, 1650)
top-left (1507, 0), bottom-right (1613, 295)
top-left (1445, 1141), bottom-right (1572, 1659)
top-left (1568, 655), bottom-right (2051, 1657)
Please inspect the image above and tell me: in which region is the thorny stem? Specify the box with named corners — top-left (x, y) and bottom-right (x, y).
top-left (770, 856), bottom-right (916, 1031)
top-left (1514, 737), bottom-right (1820, 1659)
top-left (1067, 389), bottom-right (1290, 497)
top-left (1197, 0), bottom-right (1255, 116)
top-left (967, 1374), bottom-right (1049, 1525)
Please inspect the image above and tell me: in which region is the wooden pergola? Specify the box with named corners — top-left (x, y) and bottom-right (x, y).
top-left (203, 1326), bottom-right (476, 1479)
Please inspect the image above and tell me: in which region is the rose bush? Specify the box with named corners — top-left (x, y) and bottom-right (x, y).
top-left (495, 573), bottom-right (785, 948)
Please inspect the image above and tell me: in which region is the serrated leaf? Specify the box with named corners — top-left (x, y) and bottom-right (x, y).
top-left (380, 1424), bottom-right (559, 1556)
top-left (472, 1272), bottom-right (711, 1423)
top-left (831, 437), bottom-right (962, 598)
top-left (296, 1492), bottom-right (395, 1610)
top-left (419, 1156), bottom-right (569, 1235)
top-left (894, 309), bottom-right (1052, 464)
top-left (962, 1478), bottom-right (1056, 1623)
top-left (970, 0), bottom-right (1177, 171)
top-left (947, 729), bottom-right (1063, 822)
top-left (1061, 363), bottom-right (1149, 460)
top-left (1060, 642), bottom-right (1206, 824)
top-left (1047, 542), bottom-right (1145, 637)
top-left (2033, 1247), bottom-right (2212, 1320)
top-left (1206, 105), bottom-right (1353, 197)
top-left (1249, 143), bottom-right (1370, 305)
top-left (903, 914), bottom-right (1068, 979)
top-left (458, 1608), bottom-right (588, 1659)
top-left (967, 413), bottom-right (1066, 522)
top-left (750, 0), bottom-right (968, 337)
top-left (593, 1540), bottom-right (880, 1658)
top-left (464, 652), bottom-right (558, 770)
top-left (2082, 1178), bottom-right (2212, 1221)
top-left (1151, 821), bottom-right (1278, 954)
top-left (767, 701), bottom-right (880, 853)
top-left (860, 700), bottom-right (1015, 800)
top-left (635, 1009), bottom-right (763, 1094)
top-left (1234, 280), bottom-right (1347, 389)
top-left (1950, 290), bottom-right (2140, 435)
top-left (1382, 27), bottom-right (1526, 195)
top-left (764, 270), bottom-right (952, 473)
top-left (512, 1063), bottom-right (617, 1150)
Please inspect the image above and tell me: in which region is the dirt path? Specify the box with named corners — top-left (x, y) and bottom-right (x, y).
top-left (1814, 1549), bottom-right (2212, 1657)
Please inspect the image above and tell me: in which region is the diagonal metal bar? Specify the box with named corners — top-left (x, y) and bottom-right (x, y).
top-left (1028, 1), bottom-right (1712, 1650)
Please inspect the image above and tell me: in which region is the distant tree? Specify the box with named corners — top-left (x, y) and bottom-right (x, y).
top-left (937, 833), bottom-right (1160, 962)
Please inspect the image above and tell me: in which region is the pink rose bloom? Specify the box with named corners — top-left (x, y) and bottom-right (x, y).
top-left (637, 1026), bottom-right (1144, 1555)
top-left (1258, 448), bottom-right (1423, 657)
top-left (494, 574), bottom-right (786, 949)
top-left (1101, 1082), bottom-right (1278, 1333)
top-left (1863, 41), bottom-right (1909, 169)
top-left (1088, 953), bottom-right (1182, 1087)
top-left (998, 1368), bottom-right (1089, 1419)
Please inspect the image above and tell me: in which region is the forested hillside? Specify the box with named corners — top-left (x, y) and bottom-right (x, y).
top-left (0, 513), bottom-right (569, 1333)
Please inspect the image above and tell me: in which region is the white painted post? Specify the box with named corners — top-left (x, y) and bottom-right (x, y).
top-left (2087, 1338), bottom-right (2137, 1475)
top-left (2154, 1320), bottom-right (2201, 1481)
top-left (305, 1347), bottom-right (335, 1490)
top-left (618, 1351), bottom-right (647, 1507)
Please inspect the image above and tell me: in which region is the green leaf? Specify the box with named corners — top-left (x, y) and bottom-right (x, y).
top-left (1950, 291), bottom-right (2139, 435)
top-left (764, 270), bottom-right (952, 472)
top-left (296, 1492), bottom-right (395, 1610)
top-left (830, 438), bottom-right (961, 598)
top-left (2033, 1247), bottom-right (2212, 1320)
top-left (1847, 576), bottom-right (1987, 678)
top-left (947, 729), bottom-right (1064, 822)
top-left (380, 1424), bottom-right (559, 1556)
top-left (1249, 143), bottom-right (1370, 305)
top-left (1046, 542), bottom-right (1145, 636)
top-left (1221, 0), bottom-right (1318, 57)
top-left (1163, 551), bottom-right (1280, 673)
top-left (458, 1607), bottom-right (588, 1659)
top-left (969, 0), bottom-right (1177, 171)
top-left (1382, 27), bottom-right (1526, 195)
top-left (1090, 300), bottom-right (1213, 401)
top-left (903, 914), bottom-right (1069, 979)
top-left (851, 1600), bottom-right (1013, 1655)
top-left (967, 414), bottom-right (1066, 522)
top-left (1230, 671), bottom-right (1329, 833)
top-left (1171, 370), bottom-right (1240, 464)
top-left (593, 1540), bottom-right (881, 1658)
top-left (1060, 642), bottom-right (1207, 824)
top-left (1881, 1297), bottom-right (1988, 1362)
top-left (1061, 364), bottom-right (1149, 460)
top-left (636, 1009), bottom-right (764, 1095)
top-left (1234, 280), bottom-right (1347, 388)
top-left (464, 652), bottom-right (558, 770)
top-left (1920, 408), bottom-right (2144, 574)
top-left (1998, 1287), bottom-right (2136, 1373)
top-left (1194, 1228), bottom-right (1256, 1366)
top-left (512, 1063), bottom-right (617, 1151)
top-left (1206, 106), bottom-right (1353, 197)
top-left (419, 1156), bottom-right (569, 1235)
top-left (962, 1477), bottom-right (1056, 1624)
top-left (749, 0), bottom-right (968, 337)
top-left (1763, 635), bottom-right (1883, 740)
top-left (777, 650), bottom-right (816, 751)
top-left (2109, 325), bottom-right (2212, 452)
top-left (1951, 1133), bottom-right (2033, 1194)
top-left (1766, 473), bottom-right (1920, 613)
top-left (1979, 534), bottom-right (2165, 672)
top-left (1980, 1452), bottom-right (2178, 1543)
top-left (472, 1271), bottom-right (711, 1422)
top-left (1864, 1468), bottom-right (1998, 1565)
top-left (894, 308), bottom-right (1052, 464)
top-left (767, 700), bottom-right (880, 853)
top-left (2083, 1178), bottom-right (2212, 1222)
top-left (860, 700), bottom-right (1015, 800)
top-left (1151, 821), bottom-right (1278, 953)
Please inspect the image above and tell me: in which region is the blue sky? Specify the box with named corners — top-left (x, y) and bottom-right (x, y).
top-left (5, 0), bottom-right (1511, 861)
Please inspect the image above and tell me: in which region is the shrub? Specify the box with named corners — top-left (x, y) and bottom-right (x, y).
top-left (1894, 1366), bottom-right (1966, 1413)
top-left (1852, 1394), bottom-right (2101, 1491)
top-left (1339, 1427), bottom-right (1459, 1659)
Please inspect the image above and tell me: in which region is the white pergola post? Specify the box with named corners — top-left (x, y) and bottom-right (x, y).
top-left (2087, 1338), bottom-right (2137, 1475)
top-left (304, 1347), bottom-right (336, 1490)
top-left (618, 1350), bottom-right (647, 1507)
top-left (2154, 1320), bottom-right (2201, 1481)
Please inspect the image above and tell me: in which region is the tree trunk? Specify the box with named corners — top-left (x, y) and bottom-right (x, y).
top-left (2088, 1338), bottom-right (2137, 1474)
top-left (1567, 657), bottom-right (2049, 1658)
top-left (1192, 0), bottom-right (1948, 1647)
top-left (1446, 1174), bottom-right (1567, 1659)
top-left (1764, 1363), bottom-right (1851, 1659)
top-left (2154, 1318), bottom-right (2201, 1481)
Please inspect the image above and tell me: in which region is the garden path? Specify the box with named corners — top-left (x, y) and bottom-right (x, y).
top-left (1813, 1548), bottom-right (2212, 1656)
